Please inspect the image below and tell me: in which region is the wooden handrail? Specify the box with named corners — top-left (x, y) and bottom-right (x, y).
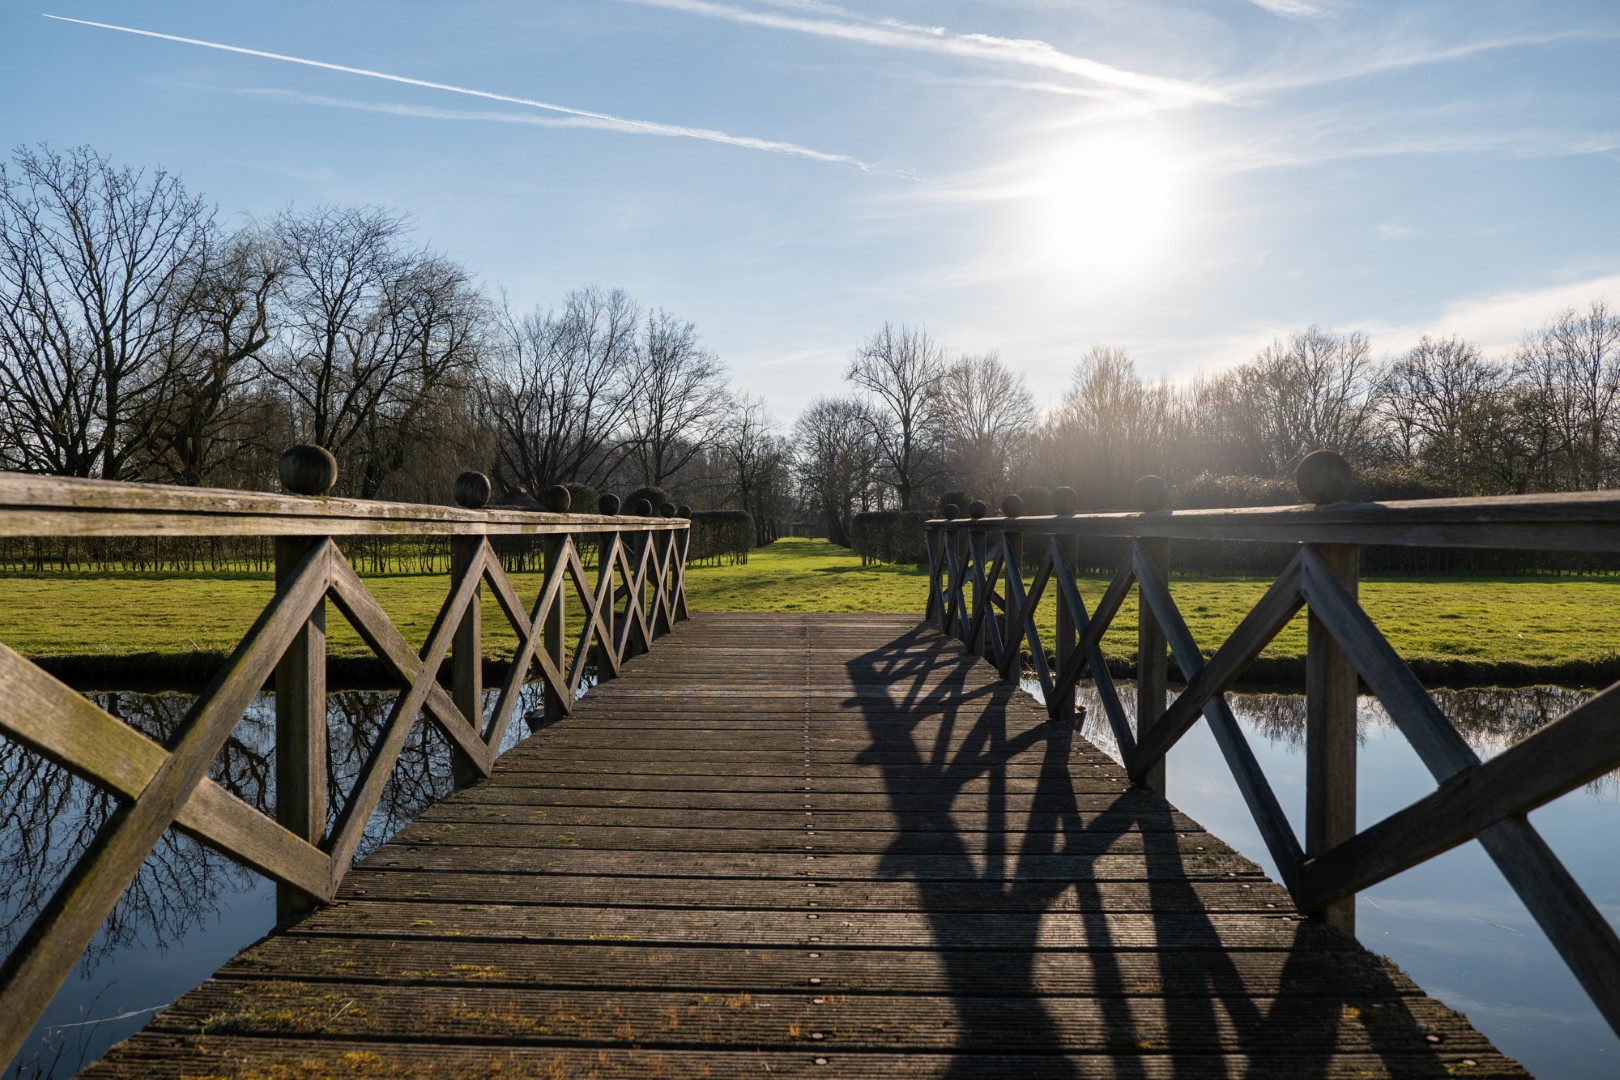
top-left (0, 471), bottom-right (684, 537)
top-left (924, 488), bottom-right (1620, 552)
top-left (923, 453), bottom-right (1620, 1039)
top-left (0, 455), bottom-right (692, 1065)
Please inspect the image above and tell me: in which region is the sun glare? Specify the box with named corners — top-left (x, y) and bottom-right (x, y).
top-left (1036, 129), bottom-right (1183, 276)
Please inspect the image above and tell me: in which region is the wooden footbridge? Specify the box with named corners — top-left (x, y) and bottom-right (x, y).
top-left (4, 451), bottom-right (1620, 1077)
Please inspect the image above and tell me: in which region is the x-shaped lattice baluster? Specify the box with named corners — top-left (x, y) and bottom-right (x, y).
top-left (1043, 540), bottom-right (1135, 752)
top-left (1293, 549), bottom-right (1620, 1032)
top-left (0, 539), bottom-right (335, 1045)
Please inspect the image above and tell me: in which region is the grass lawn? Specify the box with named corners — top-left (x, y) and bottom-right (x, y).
top-left (3, 536), bottom-right (1619, 678)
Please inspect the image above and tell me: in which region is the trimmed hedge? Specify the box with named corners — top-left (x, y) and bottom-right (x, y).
top-left (688, 510), bottom-right (755, 566)
top-left (851, 510), bottom-right (931, 565)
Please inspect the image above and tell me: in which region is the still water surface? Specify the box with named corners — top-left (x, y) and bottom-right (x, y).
top-left (1045, 681), bottom-right (1620, 1080)
top-left (2, 682), bottom-right (1616, 1077)
top-left (1, 684), bottom-right (545, 1079)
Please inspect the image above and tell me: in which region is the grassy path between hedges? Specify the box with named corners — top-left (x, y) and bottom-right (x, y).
top-left (4, 536), bottom-right (1619, 683)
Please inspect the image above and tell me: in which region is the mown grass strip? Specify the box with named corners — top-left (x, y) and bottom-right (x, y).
top-left (3, 537), bottom-right (1618, 684)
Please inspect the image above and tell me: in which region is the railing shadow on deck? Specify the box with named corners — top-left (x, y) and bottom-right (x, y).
top-left (0, 450), bottom-right (693, 1065)
top-left (922, 451), bottom-right (1620, 1050)
top-left (848, 624), bottom-right (1467, 1076)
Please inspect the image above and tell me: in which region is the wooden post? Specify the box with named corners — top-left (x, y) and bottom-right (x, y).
top-left (1135, 536), bottom-right (1169, 796)
top-left (951, 527), bottom-right (969, 643)
top-left (1054, 532), bottom-right (1080, 727)
top-left (450, 536), bottom-right (482, 788)
top-left (622, 529), bottom-right (649, 661)
top-left (1305, 542), bottom-right (1360, 934)
top-left (968, 526), bottom-right (988, 659)
top-left (595, 529), bottom-right (618, 683)
top-left (925, 527), bottom-right (942, 628)
top-left (274, 536), bottom-right (327, 926)
top-left (672, 520), bottom-right (691, 623)
top-left (653, 530), bottom-right (675, 639)
top-left (1003, 521), bottom-right (1023, 667)
top-left (542, 533), bottom-right (568, 725)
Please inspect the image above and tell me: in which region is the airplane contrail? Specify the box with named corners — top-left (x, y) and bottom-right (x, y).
top-left (43, 14), bottom-right (876, 169)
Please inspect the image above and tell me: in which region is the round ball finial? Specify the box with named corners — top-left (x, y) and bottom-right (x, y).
top-left (598, 493), bottom-right (621, 515)
top-left (676, 504), bottom-right (693, 518)
top-left (941, 503), bottom-right (960, 520)
top-left (629, 497), bottom-right (654, 516)
top-left (453, 471), bottom-right (492, 509)
top-left (968, 500), bottom-right (988, 519)
top-left (1133, 475), bottom-right (1170, 512)
top-left (1051, 486), bottom-right (1078, 515)
top-left (1000, 493), bottom-right (1024, 518)
top-left (659, 501), bottom-right (677, 518)
top-left (542, 484), bottom-right (572, 513)
top-left (279, 445), bottom-right (338, 496)
top-left (1296, 450), bottom-right (1354, 504)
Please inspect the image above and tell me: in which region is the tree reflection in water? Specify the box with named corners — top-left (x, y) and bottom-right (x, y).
top-left (0, 682), bottom-right (547, 973)
top-left (1067, 682), bottom-right (1617, 797)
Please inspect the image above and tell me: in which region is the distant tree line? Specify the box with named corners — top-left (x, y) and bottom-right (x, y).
top-left (0, 145), bottom-right (793, 556)
top-left (802, 309), bottom-right (1620, 566)
top-left (7, 144), bottom-right (1619, 576)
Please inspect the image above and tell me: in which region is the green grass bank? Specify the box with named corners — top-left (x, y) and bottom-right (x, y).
top-left (5, 536), bottom-right (1619, 688)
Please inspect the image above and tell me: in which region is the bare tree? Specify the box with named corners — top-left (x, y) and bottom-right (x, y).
top-left (623, 308), bottom-right (728, 488)
top-left (1381, 334), bottom-right (1511, 489)
top-left (258, 206), bottom-right (485, 497)
top-left (1038, 346), bottom-right (1180, 506)
top-left (846, 322), bottom-right (947, 511)
top-left (351, 251), bottom-right (488, 498)
top-left (1514, 301), bottom-right (1620, 490)
top-left (0, 145), bottom-right (214, 478)
top-left (1223, 326), bottom-right (1383, 476)
top-left (137, 226), bottom-right (283, 485)
top-left (935, 352), bottom-right (1035, 500)
top-left (484, 285), bottom-right (640, 496)
top-left (720, 393), bottom-right (791, 545)
top-left (793, 396), bottom-right (880, 546)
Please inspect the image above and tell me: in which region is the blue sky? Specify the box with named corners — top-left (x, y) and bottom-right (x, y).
top-left (5, 1), bottom-right (1618, 419)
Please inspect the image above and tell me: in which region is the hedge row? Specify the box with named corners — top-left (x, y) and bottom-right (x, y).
top-left (688, 510), bottom-right (755, 566)
top-left (850, 511), bottom-right (932, 565)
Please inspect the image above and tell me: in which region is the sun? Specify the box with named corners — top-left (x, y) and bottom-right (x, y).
top-left (1035, 128), bottom-right (1184, 276)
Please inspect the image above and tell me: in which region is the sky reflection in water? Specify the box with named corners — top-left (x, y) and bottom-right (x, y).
top-left (1058, 681), bottom-right (1620, 1080)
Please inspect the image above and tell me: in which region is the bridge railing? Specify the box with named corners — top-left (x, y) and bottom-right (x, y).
top-left (924, 452), bottom-right (1620, 1039)
top-left (0, 448), bottom-right (690, 1063)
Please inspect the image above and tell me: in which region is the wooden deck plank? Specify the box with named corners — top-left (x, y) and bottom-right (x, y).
top-left (86, 612), bottom-right (1524, 1078)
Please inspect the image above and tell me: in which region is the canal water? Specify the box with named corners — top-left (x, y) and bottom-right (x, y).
top-left (1043, 680), bottom-right (1620, 1080)
top-left (2, 681), bottom-right (1617, 1077)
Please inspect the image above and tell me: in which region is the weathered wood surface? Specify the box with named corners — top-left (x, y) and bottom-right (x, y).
top-left (86, 613), bottom-right (1524, 1078)
top-left (0, 470), bottom-right (685, 537)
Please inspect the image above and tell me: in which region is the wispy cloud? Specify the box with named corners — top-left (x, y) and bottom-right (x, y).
top-left (218, 85), bottom-right (754, 139)
top-left (43, 14), bottom-right (875, 170)
top-left (1368, 269), bottom-right (1620, 355)
top-left (1240, 28), bottom-right (1615, 94)
top-left (1245, 0), bottom-right (1325, 18)
top-left (615, 0), bottom-right (1226, 105)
